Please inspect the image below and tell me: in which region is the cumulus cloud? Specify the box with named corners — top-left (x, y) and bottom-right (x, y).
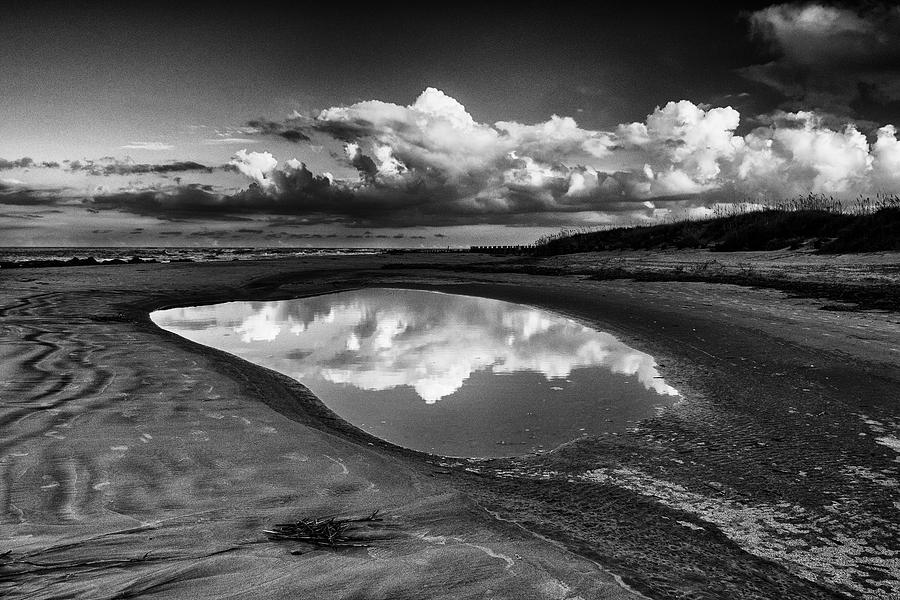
top-left (733, 111), bottom-right (872, 196)
top-left (615, 101), bottom-right (743, 197)
top-left (614, 102), bottom-right (900, 199)
top-left (743, 3), bottom-right (900, 116)
top-left (230, 150), bottom-right (280, 191)
top-left (82, 88), bottom-right (900, 227)
top-left (316, 87), bottom-right (613, 176)
top-left (873, 125), bottom-right (900, 187)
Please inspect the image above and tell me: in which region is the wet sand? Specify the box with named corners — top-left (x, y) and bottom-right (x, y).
top-left (2, 251), bottom-right (898, 599)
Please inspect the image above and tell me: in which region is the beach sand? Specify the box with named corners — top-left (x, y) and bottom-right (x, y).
top-left (2, 251), bottom-right (898, 599)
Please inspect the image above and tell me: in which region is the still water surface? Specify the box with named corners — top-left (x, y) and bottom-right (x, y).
top-left (151, 288), bottom-right (679, 457)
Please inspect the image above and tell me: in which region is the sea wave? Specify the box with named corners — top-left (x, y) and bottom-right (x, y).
top-left (0, 246), bottom-right (386, 268)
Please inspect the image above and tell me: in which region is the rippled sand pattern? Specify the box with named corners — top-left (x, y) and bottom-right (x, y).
top-left (0, 272), bottom-right (645, 600)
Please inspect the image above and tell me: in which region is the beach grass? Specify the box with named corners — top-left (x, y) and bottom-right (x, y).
top-left (533, 194), bottom-right (900, 255)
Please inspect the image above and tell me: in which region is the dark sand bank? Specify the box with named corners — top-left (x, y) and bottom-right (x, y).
top-left (2, 252), bottom-right (898, 599)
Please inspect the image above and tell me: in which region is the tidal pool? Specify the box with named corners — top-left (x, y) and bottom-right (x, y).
top-left (151, 288), bottom-right (679, 457)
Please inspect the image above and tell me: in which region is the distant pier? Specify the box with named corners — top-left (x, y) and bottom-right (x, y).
top-left (468, 245), bottom-right (534, 254)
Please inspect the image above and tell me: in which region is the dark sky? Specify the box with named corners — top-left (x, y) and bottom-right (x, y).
top-left (1, 1), bottom-right (899, 246)
top-left (1, 1), bottom-right (780, 148)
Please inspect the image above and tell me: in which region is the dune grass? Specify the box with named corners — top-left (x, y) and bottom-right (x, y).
top-left (533, 195), bottom-right (900, 256)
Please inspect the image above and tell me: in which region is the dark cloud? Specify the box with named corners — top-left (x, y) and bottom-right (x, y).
top-left (0, 157), bottom-right (35, 170)
top-left (255, 231), bottom-right (334, 240)
top-left (83, 167), bottom-right (651, 228)
top-left (88, 185), bottom-right (229, 217)
top-left (0, 181), bottom-right (68, 206)
top-left (346, 145), bottom-right (378, 183)
top-left (69, 159), bottom-right (216, 176)
top-left (245, 118), bottom-right (311, 143)
top-left (742, 3), bottom-right (900, 118)
top-left (2, 157), bottom-right (216, 176)
top-left (278, 130), bottom-right (310, 143)
top-left (0, 212), bottom-right (46, 220)
top-left (312, 119), bottom-right (375, 143)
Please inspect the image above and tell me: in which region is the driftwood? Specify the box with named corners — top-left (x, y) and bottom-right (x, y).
top-left (264, 510), bottom-right (391, 549)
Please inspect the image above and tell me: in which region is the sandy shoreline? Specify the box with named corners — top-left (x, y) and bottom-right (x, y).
top-left (2, 252), bottom-right (898, 599)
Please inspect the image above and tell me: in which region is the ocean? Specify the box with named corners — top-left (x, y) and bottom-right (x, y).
top-left (0, 246), bottom-right (387, 267)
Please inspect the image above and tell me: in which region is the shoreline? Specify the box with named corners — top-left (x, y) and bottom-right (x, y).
top-left (3, 252), bottom-right (898, 599)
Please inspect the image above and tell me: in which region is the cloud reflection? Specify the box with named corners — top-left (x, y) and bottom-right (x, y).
top-left (153, 289), bottom-right (678, 404)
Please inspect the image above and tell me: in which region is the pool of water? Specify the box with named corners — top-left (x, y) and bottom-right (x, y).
top-left (151, 288), bottom-right (679, 457)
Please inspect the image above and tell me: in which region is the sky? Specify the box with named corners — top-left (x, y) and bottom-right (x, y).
top-left (1, 1), bottom-right (899, 247)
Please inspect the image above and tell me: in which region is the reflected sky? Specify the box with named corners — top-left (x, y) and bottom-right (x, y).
top-left (152, 288), bottom-right (679, 457)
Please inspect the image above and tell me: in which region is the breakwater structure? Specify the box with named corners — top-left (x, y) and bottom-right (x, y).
top-left (468, 245), bottom-right (535, 255)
